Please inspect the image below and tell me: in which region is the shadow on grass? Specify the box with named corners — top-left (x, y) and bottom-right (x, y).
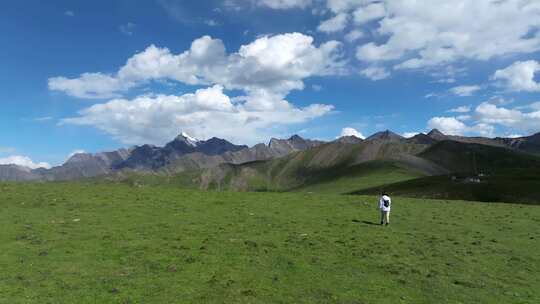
top-left (352, 219), bottom-right (380, 226)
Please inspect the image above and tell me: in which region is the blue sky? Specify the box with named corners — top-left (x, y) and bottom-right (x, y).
top-left (1, 0), bottom-right (540, 168)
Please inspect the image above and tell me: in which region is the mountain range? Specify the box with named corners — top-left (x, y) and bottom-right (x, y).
top-left (0, 132), bottom-right (323, 181)
top-left (2, 129), bottom-right (540, 203)
top-left (191, 130), bottom-right (540, 203)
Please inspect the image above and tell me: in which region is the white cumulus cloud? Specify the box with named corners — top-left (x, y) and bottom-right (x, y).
top-left (61, 85), bottom-right (334, 145)
top-left (326, 0), bottom-right (365, 13)
top-left (474, 102), bottom-right (540, 132)
top-left (50, 33), bottom-right (343, 145)
top-left (49, 33), bottom-right (344, 100)
top-left (427, 117), bottom-right (494, 137)
top-left (352, 2), bottom-right (385, 24)
top-left (340, 127), bottom-right (365, 139)
top-left (259, 0), bottom-right (312, 9)
top-left (336, 0), bottom-right (540, 74)
top-left (492, 60), bottom-right (540, 92)
top-left (448, 105), bottom-right (471, 113)
top-left (428, 100), bottom-right (540, 137)
top-left (428, 117), bottom-right (468, 135)
top-left (344, 29), bottom-right (364, 42)
top-left (360, 66), bottom-right (389, 80)
top-left (318, 13), bottom-right (349, 33)
top-left (0, 155), bottom-right (51, 169)
top-left (49, 73), bottom-right (131, 99)
top-left (449, 85), bottom-right (481, 97)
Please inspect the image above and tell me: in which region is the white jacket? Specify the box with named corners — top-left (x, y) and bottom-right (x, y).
top-left (379, 195), bottom-right (391, 212)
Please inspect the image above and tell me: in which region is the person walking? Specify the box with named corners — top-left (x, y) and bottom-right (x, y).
top-left (379, 193), bottom-right (391, 226)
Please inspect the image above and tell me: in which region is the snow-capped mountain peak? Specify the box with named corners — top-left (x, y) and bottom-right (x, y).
top-left (178, 132), bottom-right (199, 146)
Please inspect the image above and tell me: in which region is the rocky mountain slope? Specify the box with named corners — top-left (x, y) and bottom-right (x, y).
top-left (0, 133), bottom-right (324, 181)
top-left (116, 134), bottom-right (248, 170)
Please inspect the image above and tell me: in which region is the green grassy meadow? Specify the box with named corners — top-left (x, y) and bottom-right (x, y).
top-left (0, 182), bottom-right (539, 303)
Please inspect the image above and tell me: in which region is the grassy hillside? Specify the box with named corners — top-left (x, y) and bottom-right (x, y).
top-left (198, 141), bottom-right (439, 192)
top-left (349, 141), bottom-right (540, 204)
top-left (295, 160), bottom-right (424, 194)
top-left (88, 159), bottom-right (424, 195)
top-left (352, 170), bottom-right (540, 205)
top-left (0, 182), bottom-right (539, 303)
top-left (82, 140), bottom-right (540, 204)
top-left (419, 140), bottom-right (540, 174)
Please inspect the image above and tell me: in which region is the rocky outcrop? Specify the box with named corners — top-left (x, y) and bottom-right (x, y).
top-left (162, 135), bottom-right (325, 173)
